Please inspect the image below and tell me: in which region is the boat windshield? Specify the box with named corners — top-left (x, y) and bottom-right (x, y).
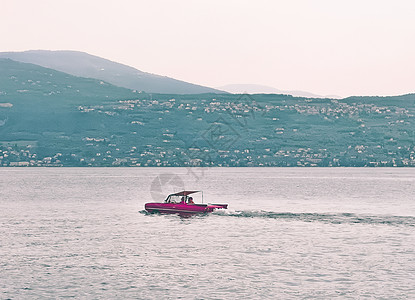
top-left (165, 195), bottom-right (188, 203)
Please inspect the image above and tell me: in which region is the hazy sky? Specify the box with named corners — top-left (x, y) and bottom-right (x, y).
top-left (2, 0), bottom-right (414, 97)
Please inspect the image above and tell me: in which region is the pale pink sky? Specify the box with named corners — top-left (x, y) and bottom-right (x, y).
top-left (2, 0), bottom-right (414, 97)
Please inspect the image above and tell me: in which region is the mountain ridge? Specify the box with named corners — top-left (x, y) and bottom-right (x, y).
top-left (0, 50), bottom-right (226, 94)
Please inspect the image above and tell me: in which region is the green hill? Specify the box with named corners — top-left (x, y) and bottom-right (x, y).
top-left (0, 58), bottom-right (136, 101)
top-left (0, 50), bottom-right (225, 94)
top-left (1, 58), bottom-right (415, 167)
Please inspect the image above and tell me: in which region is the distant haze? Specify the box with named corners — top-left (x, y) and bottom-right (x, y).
top-left (1, 0), bottom-right (415, 97)
top-left (218, 84), bottom-right (341, 99)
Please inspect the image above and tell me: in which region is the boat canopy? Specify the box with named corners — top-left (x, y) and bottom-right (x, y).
top-left (170, 191), bottom-right (200, 196)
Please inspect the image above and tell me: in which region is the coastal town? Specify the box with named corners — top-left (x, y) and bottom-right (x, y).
top-left (1, 94), bottom-right (415, 167)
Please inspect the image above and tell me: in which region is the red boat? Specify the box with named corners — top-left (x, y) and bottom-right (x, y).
top-left (145, 191), bottom-right (228, 214)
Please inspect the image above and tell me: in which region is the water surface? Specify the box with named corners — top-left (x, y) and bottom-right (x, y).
top-left (1, 168), bottom-right (414, 299)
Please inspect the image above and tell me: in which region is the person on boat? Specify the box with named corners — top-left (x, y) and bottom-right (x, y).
top-left (180, 196), bottom-right (185, 203)
top-left (188, 197), bottom-right (194, 204)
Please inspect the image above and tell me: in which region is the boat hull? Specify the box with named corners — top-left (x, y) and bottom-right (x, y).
top-left (145, 202), bottom-right (227, 214)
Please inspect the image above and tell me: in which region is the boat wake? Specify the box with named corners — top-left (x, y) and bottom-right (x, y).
top-left (212, 210), bottom-right (415, 226)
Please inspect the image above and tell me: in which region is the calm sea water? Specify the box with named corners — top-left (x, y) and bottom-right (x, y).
top-left (1, 168), bottom-right (414, 299)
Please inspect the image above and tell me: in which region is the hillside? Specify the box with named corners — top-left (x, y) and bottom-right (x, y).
top-left (0, 50), bottom-right (225, 94)
top-left (0, 58), bottom-right (136, 152)
top-left (0, 58), bottom-right (136, 101)
top-left (1, 58), bottom-right (415, 167)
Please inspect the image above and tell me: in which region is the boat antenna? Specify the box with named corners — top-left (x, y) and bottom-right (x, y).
top-left (202, 191), bottom-right (204, 204)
